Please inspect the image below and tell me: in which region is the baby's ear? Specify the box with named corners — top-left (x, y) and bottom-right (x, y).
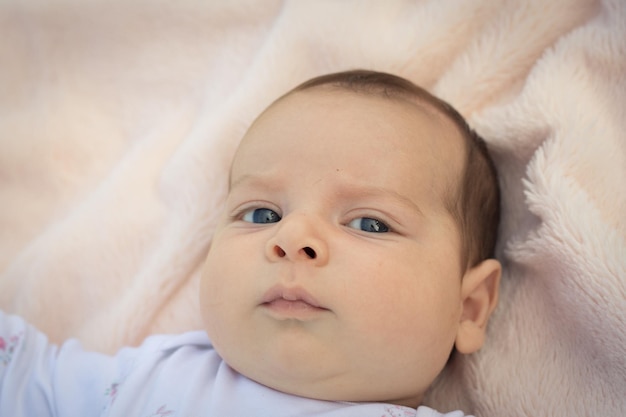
top-left (455, 259), bottom-right (501, 354)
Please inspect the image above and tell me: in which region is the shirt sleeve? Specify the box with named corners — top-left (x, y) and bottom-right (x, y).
top-left (0, 310), bottom-right (143, 417)
top-left (416, 405), bottom-right (473, 417)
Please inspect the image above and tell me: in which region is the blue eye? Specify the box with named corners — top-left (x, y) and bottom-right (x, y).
top-left (242, 208), bottom-right (281, 224)
top-left (348, 217), bottom-right (390, 233)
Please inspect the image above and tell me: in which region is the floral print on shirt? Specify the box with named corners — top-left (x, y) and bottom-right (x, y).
top-left (104, 382), bottom-right (120, 404)
top-left (0, 332), bottom-right (23, 366)
top-left (382, 405), bottom-right (416, 417)
top-left (145, 404), bottom-right (175, 417)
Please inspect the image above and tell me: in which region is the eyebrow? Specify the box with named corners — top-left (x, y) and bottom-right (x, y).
top-left (337, 183), bottom-right (424, 217)
top-left (230, 173), bottom-right (424, 217)
top-left (229, 173), bottom-right (280, 193)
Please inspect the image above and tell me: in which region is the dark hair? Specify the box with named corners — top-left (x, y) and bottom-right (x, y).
top-left (292, 70), bottom-right (500, 270)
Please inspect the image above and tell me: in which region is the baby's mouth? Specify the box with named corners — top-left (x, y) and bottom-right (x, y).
top-left (261, 285), bottom-right (329, 319)
top-left (264, 298), bottom-right (320, 310)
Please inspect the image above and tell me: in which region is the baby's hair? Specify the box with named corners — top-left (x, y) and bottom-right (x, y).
top-left (291, 70), bottom-right (500, 270)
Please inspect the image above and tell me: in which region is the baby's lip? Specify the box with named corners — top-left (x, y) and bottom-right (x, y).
top-left (261, 285), bottom-right (327, 310)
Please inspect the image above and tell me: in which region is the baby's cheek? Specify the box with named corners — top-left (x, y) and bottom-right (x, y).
top-left (199, 252), bottom-right (229, 323)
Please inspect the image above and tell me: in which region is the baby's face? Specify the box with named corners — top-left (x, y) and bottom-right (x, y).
top-left (201, 89), bottom-right (468, 407)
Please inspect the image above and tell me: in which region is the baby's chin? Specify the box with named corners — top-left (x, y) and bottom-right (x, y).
top-left (268, 379), bottom-right (422, 409)
top-left (229, 358), bottom-right (424, 409)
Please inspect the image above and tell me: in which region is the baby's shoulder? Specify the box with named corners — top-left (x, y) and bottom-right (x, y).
top-left (158, 330), bottom-right (212, 351)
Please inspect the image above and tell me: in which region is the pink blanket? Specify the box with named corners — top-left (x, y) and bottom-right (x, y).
top-left (1, 0), bottom-right (624, 415)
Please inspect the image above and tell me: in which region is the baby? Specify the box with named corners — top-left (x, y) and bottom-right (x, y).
top-left (0, 70), bottom-right (501, 417)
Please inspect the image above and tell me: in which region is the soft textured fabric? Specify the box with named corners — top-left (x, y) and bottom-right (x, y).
top-left (1, 1), bottom-right (625, 416)
top-left (0, 311), bottom-right (469, 417)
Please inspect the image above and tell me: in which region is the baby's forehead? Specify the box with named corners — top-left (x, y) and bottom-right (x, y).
top-left (261, 87), bottom-right (467, 159)
top-left (236, 87), bottom-right (467, 189)
top-left (265, 85), bottom-right (460, 136)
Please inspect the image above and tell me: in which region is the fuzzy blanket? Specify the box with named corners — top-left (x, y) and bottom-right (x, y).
top-left (1, 1), bottom-right (624, 415)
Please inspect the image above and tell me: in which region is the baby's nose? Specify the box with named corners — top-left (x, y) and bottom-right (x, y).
top-left (265, 214), bottom-right (329, 265)
top-left (271, 245), bottom-right (317, 260)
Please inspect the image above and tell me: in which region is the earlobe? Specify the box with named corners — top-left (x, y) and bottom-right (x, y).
top-left (455, 258), bottom-right (501, 354)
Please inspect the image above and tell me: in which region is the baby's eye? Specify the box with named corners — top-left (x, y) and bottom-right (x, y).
top-left (347, 217), bottom-right (390, 233)
top-left (241, 208), bottom-right (281, 224)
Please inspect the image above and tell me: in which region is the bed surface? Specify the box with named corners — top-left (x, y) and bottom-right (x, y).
top-left (1, 1), bottom-right (624, 415)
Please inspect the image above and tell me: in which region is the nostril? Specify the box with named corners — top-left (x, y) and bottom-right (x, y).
top-left (302, 247), bottom-right (317, 259)
top-left (274, 246), bottom-right (286, 257)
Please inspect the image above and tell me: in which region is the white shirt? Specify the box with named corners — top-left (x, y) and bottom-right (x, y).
top-left (0, 311), bottom-right (471, 417)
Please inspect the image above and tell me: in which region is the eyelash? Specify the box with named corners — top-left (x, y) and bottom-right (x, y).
top-left (347, 217), bottom-right (390, 233)
top-left (241, 207), bottom-right (281, 224)
top-left (231, 203), bottom-right (281, 222)
top-left (235, 206), bottom-right (391, 234)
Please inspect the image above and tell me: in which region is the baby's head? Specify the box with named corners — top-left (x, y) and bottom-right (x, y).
top-left (201, 70), bottom-right (501, 408)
